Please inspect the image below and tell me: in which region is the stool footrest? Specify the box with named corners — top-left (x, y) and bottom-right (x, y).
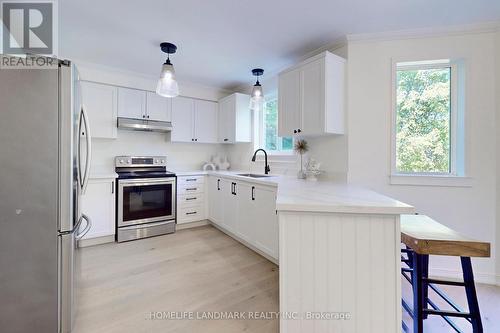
top-left (423, 277), bottom-right (466, 287)
top-left (424, 309), bottom-right (472, 318)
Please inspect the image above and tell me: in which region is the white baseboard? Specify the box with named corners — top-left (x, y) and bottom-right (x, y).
top-left (430, 268), bottom-right (500, 286)
top-left (78, 235), bottom-right (115, 248)
top-left (176, 220), bottom-right (209, 230)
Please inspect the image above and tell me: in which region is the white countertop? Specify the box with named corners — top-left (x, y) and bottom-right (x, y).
top-left (204, 171), bottom-right (414, 215)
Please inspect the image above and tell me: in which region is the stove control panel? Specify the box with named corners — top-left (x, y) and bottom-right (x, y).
top-left (115, 156), bottom-right (167, 167)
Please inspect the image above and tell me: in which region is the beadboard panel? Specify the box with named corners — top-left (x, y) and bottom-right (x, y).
top-left (279, 212), bottom-right (401, 333)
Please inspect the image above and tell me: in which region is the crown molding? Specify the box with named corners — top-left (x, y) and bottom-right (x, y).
top-left (229, 37), bottom-right (347, 93)
top-left (346, 21), bottom-right (500, 43)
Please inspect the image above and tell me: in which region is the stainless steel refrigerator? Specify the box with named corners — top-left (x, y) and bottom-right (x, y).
top-left (0, 57), bottom-right (92, 333)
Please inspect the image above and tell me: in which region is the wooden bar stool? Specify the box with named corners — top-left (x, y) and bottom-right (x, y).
top-left (400, 215), bottom-right (490, 333)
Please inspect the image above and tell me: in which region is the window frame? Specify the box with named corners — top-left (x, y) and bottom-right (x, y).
top-left (390, 59), bottom-right (459, 177)
top-left (255, 92), bottom-right (294, 156)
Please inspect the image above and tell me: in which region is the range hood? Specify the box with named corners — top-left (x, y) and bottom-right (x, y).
top-left (117, 117), bottom-right (173, 133)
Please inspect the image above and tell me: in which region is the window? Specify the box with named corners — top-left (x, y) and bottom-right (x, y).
top-left (392, 59), bottom-right (464, 177)
top-left (259, 96), bottom-right (293, 154)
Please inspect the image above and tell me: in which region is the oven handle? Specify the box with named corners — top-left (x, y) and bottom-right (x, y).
top-left (119, 179), bottom-right (176, 187)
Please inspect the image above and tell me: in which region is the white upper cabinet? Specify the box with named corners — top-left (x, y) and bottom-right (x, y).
top-left (194, 100), bottom-right (218, 143)
top-left (171, 96), bottom-right (194, 142)
top-left (79, 81), bottom-right (118, 139)
top-left (278, 70), bottom-right (301, 136)
top-left (278, 51), bottom-right (345, 137)
top-left (171, 97), bottom-right (218, 143)
top-left (146, 91), bottom-right (172, 122)
top-left (117, 87), bottom-right (147, 119)
top-left (217, 93), bottom-right (252, 143)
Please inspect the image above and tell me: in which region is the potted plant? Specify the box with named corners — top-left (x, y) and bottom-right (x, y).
top-left (294, 139), bottom-right (309, 179)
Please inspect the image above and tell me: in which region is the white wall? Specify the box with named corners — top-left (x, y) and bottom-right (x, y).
top-left (91, 131), bottom-right (224, 172)
top-left (75, 61), bottom-right (230, 173)
top-left (347, 31), bottom-right (498, 283)
top-left (496, 30), bottom-right (500, 281)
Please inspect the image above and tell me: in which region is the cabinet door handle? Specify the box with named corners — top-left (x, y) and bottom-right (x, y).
top-left (297, 129), bottom-right (301, 133)
top-left (147, 115), bottom-right (150, 119)
top-left (293, 129), bottom-right (297, 134)
top-left (251, 186), bottom-right (255, 201)
top-left (111, 181), bottom-right (114, 194)
top-left (186, 211), bottom-right (197, 215)
top-left (217, 179), bottom-right (220, 191)
top-left (224, 138), bottom-right (228, 142)
top-left (233, 182), bottom-right (237, 196)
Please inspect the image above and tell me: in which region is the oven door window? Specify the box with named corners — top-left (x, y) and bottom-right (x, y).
top-left (122, 183), bottom-right (173, 222)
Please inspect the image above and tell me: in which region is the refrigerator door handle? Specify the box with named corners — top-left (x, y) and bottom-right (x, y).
top-left (78, 105), bottom-right (92, 194)
top-left (75, 214), bottom-right (92, 240)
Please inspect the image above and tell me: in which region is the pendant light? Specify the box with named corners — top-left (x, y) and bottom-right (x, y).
top-left (249, 68), bottom-right (264, 110)
top-left (156, 42), bottom-right (179, 98)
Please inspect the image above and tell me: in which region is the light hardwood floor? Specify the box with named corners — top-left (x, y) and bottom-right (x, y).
top-left (74, 224), bottom-right (500, 333)
top-left (73, 225), bottom-right (279, 333)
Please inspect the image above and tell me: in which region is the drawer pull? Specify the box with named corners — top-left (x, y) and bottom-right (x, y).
top-left (185, 178), bottom-right (197, 182)
top-left (186, 211), bottom-right (197, 215)
top-left (185, 188), bottom-right (197, 191)
top-left (185, 197), bottom-right (197, 201)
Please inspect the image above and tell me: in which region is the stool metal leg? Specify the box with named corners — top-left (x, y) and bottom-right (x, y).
top-left (461, 257), bottom-right (483, 333)
top-left (422, 254), bottom-right (429, 319)
top-left (411, 253), bottom-right (424, 333)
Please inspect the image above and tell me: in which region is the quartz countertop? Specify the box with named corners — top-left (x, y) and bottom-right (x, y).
top-left (195, 170), bottom-right (415, 215)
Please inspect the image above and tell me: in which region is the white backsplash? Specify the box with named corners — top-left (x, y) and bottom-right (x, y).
top-left (90, 129), bottom-right (227, 172)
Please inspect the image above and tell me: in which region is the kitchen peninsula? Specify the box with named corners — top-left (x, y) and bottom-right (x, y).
top-left (182, 171), bottom-right (415, 333)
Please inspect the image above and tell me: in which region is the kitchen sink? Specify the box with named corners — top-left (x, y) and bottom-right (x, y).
top-left (236, 173), bottom-right (272, 178)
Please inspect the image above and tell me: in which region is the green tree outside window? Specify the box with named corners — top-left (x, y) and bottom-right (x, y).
top-left (263, 98), bottom-right (293, 151)
top-left (396, 67), bottom-right (451, 173)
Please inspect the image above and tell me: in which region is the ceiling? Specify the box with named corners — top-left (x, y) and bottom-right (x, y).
top-left (59, 0), bottom-right (500, 90)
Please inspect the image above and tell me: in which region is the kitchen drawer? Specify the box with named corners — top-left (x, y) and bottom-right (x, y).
top-left (178, 193), bottom-right (205, 207)
top-left (178, 205), bottom-right (205, 224)
top-left (177, 175), bottom-right (205, 186)
top-left (178, 182), bottom-right (204, 195)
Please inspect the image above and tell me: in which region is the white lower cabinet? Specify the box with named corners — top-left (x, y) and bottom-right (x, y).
top-left (208, 176), bottom-right (224, 225)
top-left (222, 178), bottom-right (238, 232)
top-left (176, 175), bottom-right (207, 224)
top-left (80, 178), bottom-right (116, 239)
top-left (252, 185), bottom-right (279, 259)
top-left (208, 175), bottom-right (278, 261)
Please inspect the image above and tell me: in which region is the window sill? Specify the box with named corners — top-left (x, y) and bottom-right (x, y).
top-left (389, 174), bottom-right (474, 187)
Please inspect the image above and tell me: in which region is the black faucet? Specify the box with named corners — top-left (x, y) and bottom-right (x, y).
top-left (251, 149), bottom-right (270, 174)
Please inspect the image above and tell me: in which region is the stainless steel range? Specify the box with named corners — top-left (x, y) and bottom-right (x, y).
top-left (115, 156), bottom-right (176, 242)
